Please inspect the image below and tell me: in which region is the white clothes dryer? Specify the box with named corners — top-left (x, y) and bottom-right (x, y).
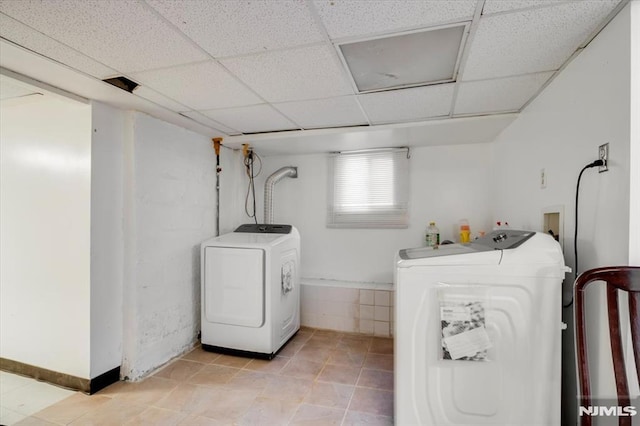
top-left (200, 224), bottom-right (300, 359)
top-left (395, 230), bottom-right (569, 425)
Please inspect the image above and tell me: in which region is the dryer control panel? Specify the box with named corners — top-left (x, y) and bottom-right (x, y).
top-left (235, 224), bottom-right (292, 234)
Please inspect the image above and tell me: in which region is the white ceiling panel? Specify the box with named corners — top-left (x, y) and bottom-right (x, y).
top-left (221, 45), bottom-right (353, 103)
top-left (0, 13), bottom-right (117, 79)
top-left (358, 84), bottom-right (455, 124)
top-left (482, 0), bottom-right (568, 15)
top-left (454, 72), bottom-right (554, 115)
top-left (0, 0), bottom-right (208, 74)
top-left (461, 1), bottom-right (621, 80)
top-left (273, 96), bottom-right (368, 129)
top-left (0, 0), bottom-right (626, 144)
top-left (201, 104), bottom-right (299, 134)
top-left (130, 61), bottom-right (262, 111)
top-left (146, 0), bottom-right (325, 58)
top-left (313, 0), bottom-right (477, 39)
top-left (133, 86), bottom-right (189, 112)
top-left (180, 111), bottom-right (238, 135)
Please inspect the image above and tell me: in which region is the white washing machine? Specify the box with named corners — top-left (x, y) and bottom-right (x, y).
top-left (395, 230), bottom-right (569, 425)
top-left (200, 224), bottom-right (300, 358)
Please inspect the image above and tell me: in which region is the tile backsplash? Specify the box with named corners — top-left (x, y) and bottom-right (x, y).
top-left (300, 281), bottom-right (394, 337)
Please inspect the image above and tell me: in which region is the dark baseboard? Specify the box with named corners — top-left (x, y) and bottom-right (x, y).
top-left (89, 366), bottom-right (120, 394)
top-left (0, 357), bottom-right (120, 394)
top-left (202, 343), bottom-right (276, 360)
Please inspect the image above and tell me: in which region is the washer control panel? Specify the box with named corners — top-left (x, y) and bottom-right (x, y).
top-left (472, 230), bottom-right (535, 250)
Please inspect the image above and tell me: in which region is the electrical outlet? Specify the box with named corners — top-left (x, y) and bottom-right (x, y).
top-left (599, 143), bottom-right (609, 173)
top-left (540, 168), bottom-right (546, 189)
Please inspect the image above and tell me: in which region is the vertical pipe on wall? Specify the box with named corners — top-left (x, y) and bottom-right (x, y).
top-left (213, 138), bottom-right (223, 237)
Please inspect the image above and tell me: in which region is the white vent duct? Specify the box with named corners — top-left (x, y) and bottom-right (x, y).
top-left (264, 166), bottom-right (297, 224)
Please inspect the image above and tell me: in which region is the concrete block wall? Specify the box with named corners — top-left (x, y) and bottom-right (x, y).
top-left (122, 112), bottom-right (244, 379)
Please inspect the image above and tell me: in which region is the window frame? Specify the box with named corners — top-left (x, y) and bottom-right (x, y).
top-left (327, 148), bottom-right (410, 229)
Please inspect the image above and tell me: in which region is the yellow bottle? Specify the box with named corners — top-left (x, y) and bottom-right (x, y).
top-left (459, 219), bottom-right (471, 243)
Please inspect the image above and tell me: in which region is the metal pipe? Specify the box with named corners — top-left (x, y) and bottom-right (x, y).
top-left (264, 166), bottom-right (297, 224)
top-left (212, 138), bottom-right (223, 236)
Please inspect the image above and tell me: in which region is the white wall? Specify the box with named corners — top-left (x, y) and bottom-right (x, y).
top-left (489, 4), bottom-right (632, 425)
top-left (256, 143), bottom-right (493, 284)
top-left (90, 101), bottom-right (125, 378)
top-left (630, 0), bottom-right (640, 266)
top-left (0, 95), bottom-right (92, 379)
top-left (121, 112), bottom-right (244, 379)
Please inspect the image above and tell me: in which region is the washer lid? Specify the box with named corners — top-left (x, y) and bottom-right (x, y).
top-left (399, 230), bottom-right (535, 261)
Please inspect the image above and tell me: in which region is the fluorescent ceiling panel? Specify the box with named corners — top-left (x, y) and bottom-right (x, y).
top-left (358, 83), bottom-right (455, 124)
top-left (339, 25), bottom-right (466, 92)
top-left (0, 0), bottom-right (207, 73)
top-left (221, 45), bottom-right (353, 103)
top-left (0, 13), bottom-right (117, 79)
top-left (202, 104), bottom-right (298, 134)
top-left (130, 61), bottom-right (262, 110)
top-left (274, 96), bottom-right (368, 129)
top-left (313, 0), bottom-right (476, 39)
top-left (462, 1), bottom-right (622, 80)
top-left (454, 72), bottom-right (554, 115)
top-left (147, 0), bottom-right (325, 57)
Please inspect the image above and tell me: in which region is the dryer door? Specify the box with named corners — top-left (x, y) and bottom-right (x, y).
top-left (204, 247), bottom-right (264, 327)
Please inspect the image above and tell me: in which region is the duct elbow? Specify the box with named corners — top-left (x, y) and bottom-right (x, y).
top-left (264, 166), bottom-right (298, 224)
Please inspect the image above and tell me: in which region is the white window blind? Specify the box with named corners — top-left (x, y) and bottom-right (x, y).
top-left (328, 148), bottom-right (409, 228)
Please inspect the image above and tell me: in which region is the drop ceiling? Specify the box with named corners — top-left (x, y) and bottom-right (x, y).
top-left (0, 0), bottom-right (625, 144)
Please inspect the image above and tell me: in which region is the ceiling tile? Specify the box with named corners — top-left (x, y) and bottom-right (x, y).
top-left (357, 84), bottom-right (455, 124)
top-left (146, 0), bottom-right (325, 57)
top-left (273, 96), bottom-right (368, 129)
top-left (130, 61), bottom-right (262, 110)
top-left (0, 13), bottom-right (117, 79)
top-left (133, 85), bottom-right (189, 112)
top-left (461, 1), bottom-right (621, 80)
top-left (313, 0), bottom-right (477, 39)
top-left (221, 45), bottom-right (353, 103)
top-left (201, 104), bottom-right (299, 134)
top-left (180, 111), bottom-right (239, 135)
top-left (454, 72), bottom-right (554, 115)
top-left (0, 0), bottom-right (208, 73)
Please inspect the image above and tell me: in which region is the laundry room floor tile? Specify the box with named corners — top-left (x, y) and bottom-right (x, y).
top-left (14, 329), bottom-right (395, 426)
top-left (154, 360), bottom-right (206, 382)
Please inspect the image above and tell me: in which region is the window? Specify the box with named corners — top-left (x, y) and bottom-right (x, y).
top-left (328, 148), bottom-right (409, 228)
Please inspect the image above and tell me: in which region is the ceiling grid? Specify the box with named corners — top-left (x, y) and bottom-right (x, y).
top-left (0, 0), bottom-right (627, 139)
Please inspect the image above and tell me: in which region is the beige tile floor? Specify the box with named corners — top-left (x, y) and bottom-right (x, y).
top-left (0, 371), bottom-right (76, 425)
top-left (11, 328), bottom-right (394, 425)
